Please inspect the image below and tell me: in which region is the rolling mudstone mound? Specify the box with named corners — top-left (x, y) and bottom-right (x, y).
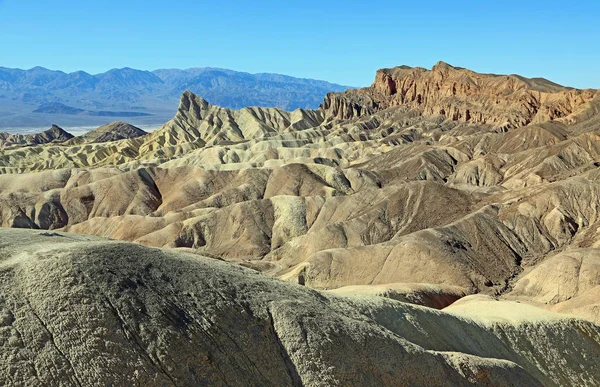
top-left (0, 62), bottom-right (600, 384)
top-left (65, 121), bottom-right (148, 144)
top-left (0, 229), bottom-right (598, 386)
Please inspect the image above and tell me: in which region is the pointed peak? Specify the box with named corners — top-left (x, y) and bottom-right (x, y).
top-left (78, 121), bottom-right (147, 143)
top-left (42, 124), bottom-right (74, 141)
top-left (432, 61), bottom-right (456, 72)
top-left (181, 89), bottom-right (195, 98)
top-left (48, 124), bottom-right (73, 137)
top-left (180, 90), bottom-right (211, 107)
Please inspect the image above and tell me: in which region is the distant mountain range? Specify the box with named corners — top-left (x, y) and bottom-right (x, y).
top-left (0, 66), bottom-right (350, 130)
top-left (32, 102), bottom-right (153, 117)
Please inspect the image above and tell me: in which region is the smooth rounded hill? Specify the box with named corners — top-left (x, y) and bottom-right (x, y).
top-left (67, 121), bottom-right (148, 144)
top-left (0, 229), bottom-right (598, 386)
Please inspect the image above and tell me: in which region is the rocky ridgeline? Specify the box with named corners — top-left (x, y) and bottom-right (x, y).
top-left (321, 61), bottom-right (598, 127)
top-left (0, 124), bottom-right (73, 148)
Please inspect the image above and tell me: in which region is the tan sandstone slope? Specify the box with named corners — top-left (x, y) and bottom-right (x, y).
top-left (0, 62), bottom-right (600, 330)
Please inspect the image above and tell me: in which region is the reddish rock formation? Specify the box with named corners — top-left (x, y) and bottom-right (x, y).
top-left (321, 61), bottom-right (598, 128)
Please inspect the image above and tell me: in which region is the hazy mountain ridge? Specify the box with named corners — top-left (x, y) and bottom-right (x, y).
top-left (32, 102), bottom-right (153, 117)
top-left (0, 66), bottom-right (350, 129)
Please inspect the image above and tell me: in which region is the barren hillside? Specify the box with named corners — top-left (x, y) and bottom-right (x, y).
top-left (1, 62), bottom-right (599, 385)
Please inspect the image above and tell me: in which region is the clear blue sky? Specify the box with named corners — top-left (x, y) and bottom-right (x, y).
top-left (0, 0), bottom-right (598, 88)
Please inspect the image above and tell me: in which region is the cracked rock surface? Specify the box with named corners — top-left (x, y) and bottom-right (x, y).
top-left (0, 229), bottom-right (598, 386)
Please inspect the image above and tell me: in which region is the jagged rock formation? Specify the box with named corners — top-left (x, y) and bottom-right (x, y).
top-left (0, 229), bottom-right (598, 386)
top-left (0, 124), bottom-right (73, 148)
top-left (0, 91), bottom-right (328, 173)
top-left (321, 61), bottom-right (598, 128)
